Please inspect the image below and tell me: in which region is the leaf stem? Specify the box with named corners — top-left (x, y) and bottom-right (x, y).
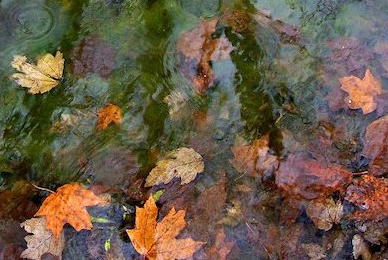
top-left (32, 183), bottom-right (55, 194)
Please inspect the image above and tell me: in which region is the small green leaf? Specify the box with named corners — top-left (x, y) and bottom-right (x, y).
top-left (153, 190), bottom-right (164, 201)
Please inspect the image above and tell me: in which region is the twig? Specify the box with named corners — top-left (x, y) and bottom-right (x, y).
top-left (32, 184), bottom-right (55, 194)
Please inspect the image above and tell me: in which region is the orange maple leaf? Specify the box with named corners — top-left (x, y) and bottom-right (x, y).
top-left (35, 183), bottom-right (107, 239)
top-left (96, 103), bottom-right (122, 130)
top-left (127, 196), bottom-right (204, 260)
top-left (340, 69), bottom-right (384, 114)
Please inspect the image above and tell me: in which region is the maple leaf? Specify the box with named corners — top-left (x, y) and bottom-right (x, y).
top-left (230, 134), bottom-right (279, 177)
top-left (145, 147), bottom-right (204, 187)
top-left (275, 154), bottom-right (352, 199)
top-left (20, 217), bottom-right (65, 260)
top-left (345, 175), bottom-right (388, 221)
top-left (96, 103), bottom-right (122, 130)
top-left (306, 198), bottom-right (343, 231)
top-left (10, 51), bottom-right (64, 94)
top-left (363, 114), bottom-right (388, 175)
top-left (35, 183), bottom-right (107, 239)
top-left (126, 196), bottom-right (204, 260)
top-left (340, 69), bottom-right (384, 114)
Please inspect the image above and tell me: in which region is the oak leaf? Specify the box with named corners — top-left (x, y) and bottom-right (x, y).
top-left (35, 183), bottom-right (107, 239)
top-left (10, 51), bottom-right (64, 94)
top-left (145, 147), bottom-right (204, 187)
top-left (20, 217), bottom-right (65, 260)
top-left (306, 198), bottom-right (343, 231)
top-left (345, 175), bottom-right (388, 221)
top-left (96, 103), bottom-right (122, 130)
top-left (340, 69), bottom-right (384, 114)
top-left (126, 196), bottom-right (204, 260)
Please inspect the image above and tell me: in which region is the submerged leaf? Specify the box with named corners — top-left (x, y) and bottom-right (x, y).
top-left (306, 198), bottom-right (343, 231)
top-left (352, 234), bottom-right (371, 260)
top-left (126, 196), bottom-right (204, 260)
top-left (10, 51), bottom-right (64, 94)
top-left (145, 147), bottom-right (204, 187)
top-left (96, 103), bottom-right (122, 130)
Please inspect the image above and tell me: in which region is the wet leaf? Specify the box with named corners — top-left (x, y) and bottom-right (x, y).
top-left (363, 115), bottom-right (388, 175)
top-left (340, 69), bottom-right (384, 114)
top-left (126, 196), bottom-right (204, 260)
top-left (145, 147), bottom-right (204, 187)
top-left (352, 234), bottom-right (371, 260)
top-left (10, 51), bottom-right (64, 94)
top-left (96, 103), bottom-right (122, 130)
top-left (345, 175), bottom-right (388, 221)
top-left (275, 154), bottom-right (352, 199)
top-left (230, 134), bottom-right (279, 177)
top-left (301, 243), bottom-right (326, 260)
top-left (206, 229), bottom-right (234, 260)
top-left (35, 183), bottom-right (107, 238)
top-left (20, 217), bottom-right (64, 260)
top-left (306, 198), bottom-right (343, 231)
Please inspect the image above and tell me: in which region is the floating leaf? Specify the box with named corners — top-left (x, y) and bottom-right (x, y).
top-left (126, 196), bottom-right (204, 260)
top-left (35, 183), bottom-right (107, 238)
top-left (10, 51), bottom-right (64, 94)
top-left (145, 147), bottom-right (204, 187)
top-left (20, 217), bottom-right (65, 260)
top-left (306, 198), bottom-right (343, 231)
top-left (96, 103), bottom-right (122, 130)
top-left (340, 69), bottom-right (384, 114)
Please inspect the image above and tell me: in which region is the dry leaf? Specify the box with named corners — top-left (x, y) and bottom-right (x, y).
top-left (306, 198), bottom-right (343, 231)
top-left (126, 196), bottom-right (204, 260)
top-left (35, 183), bottom-right (107, 238)
top-left (10, 51), bottom-right (64, 94)
top-left (20, 217), bottom-right (65, 260)
top-left (145, 147), bottom-right (204, 187)
top-left (345, 175), bottom-right (388, 221)
top-left (96, 103), bottom-right (122, 130)
top-left (352, 234), bottom-right (371, 260)
top-left (340, 69), bottom-right (384, 114)
top-left (301, 243), bottom-right (326, 260)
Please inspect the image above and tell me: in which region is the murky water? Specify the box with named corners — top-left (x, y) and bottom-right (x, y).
top-left (1, 0), bottom-right (388, 259)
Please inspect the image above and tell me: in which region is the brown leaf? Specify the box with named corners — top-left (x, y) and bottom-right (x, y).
top-left (345, 175), bottom-right (388, 221)
top-left (72, 35), bottom-right (116, 78)
top-left (230, 134), bottom-right (279, 177)
top-left (301, 243), bottom-right (326, 260)
top-left (306, 198), bottom-right (343, 231)
top-left (275, 154), bottom-right (352, 199)
top-left (35, 183), bottom-right (107, 238)
top-left (352, 234), bottom-right (371, 260)
top-left (340, 69), bottom-right (384, 114)
top-left (206, 229), bottom-right (234, 260)
top-left (126, 196), bottom-right (204, 260)
top-left (96, 103), bottom-right (122, 130)
top-left (20, 217), bottom-right (65, 260)
top-left (363, 115), bottom-right (388, 175)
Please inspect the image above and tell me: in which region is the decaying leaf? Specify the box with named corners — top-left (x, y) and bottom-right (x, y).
top-left (363, 114), bottom-right (388, 175)
top-left (345, 175), bottom-right (388, 221)
top-left (352, 234), bottom-right (371, 260)
top-left (96, 103), bottom-right (122, 130)
top-left (275, 154), bottom-right (352, 199)
top-left (340, 69), bottom-right (384, 114)
top-left (35, 183), bottom-right (107, 238)
top-left (145, 147), bottom-right (204, 187)
top-left (126, 196), bottom-right (204, 260)
top-left (206, 229), bottom-right (234, 260)
top-left (301, 243), bottom-right (326, 260)
top-left (10, 51), bottom-right (64, 94)
top-left (20, 217), bottom-right (65, 260)
top-left (230, 134), bottom-right (279, 177)
top-left (306, 198), bottom-right (343, 231)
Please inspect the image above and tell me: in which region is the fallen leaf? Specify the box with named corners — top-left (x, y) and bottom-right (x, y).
top-left (206, 229), bottom-right (234, 260)
top-left (301, 243), bottom-right (326, 260)
top-left (340, 69), bottom-right (384, 114)
top-left (306, 198), bottom-right (343, 231)
top-left (145, 147), bottom-right (204, 187)
top-left (10, 51), bottom-right (64, 94)
top-left (363, 115), bottom-right (388, 175)
top-left (345, 175), bottom-right (388, 221)
top-left (230, 134), bottom-right (279, 177)
top-left (96, 103), bottom-right (122, 130)
top-left (355, 218), bottom-right (388, 245)
top-left (275, 154), bottom-right (352, 199)
top-left (126, 196), bottom-right (204, 260)
top-left (35, 183), bottom-right (107, 238)
top-left (20, 217), bottom-right (65, 260)
top-left (222, 9), bottom-right (250, 32)
top-left (352, 234), bottom-right (371, 260)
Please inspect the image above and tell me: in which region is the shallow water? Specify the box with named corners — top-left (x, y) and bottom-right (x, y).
top-left (1, 0), bottom-right (388, 259)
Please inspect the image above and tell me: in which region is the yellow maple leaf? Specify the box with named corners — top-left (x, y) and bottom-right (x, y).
top-left (127, 196), bottom-right (204, 260)
top-left (10, 51), bottom-right (64, 94)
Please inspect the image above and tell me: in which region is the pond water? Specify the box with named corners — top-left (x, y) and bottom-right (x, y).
top-left (1, 0), bottom-right (388, 259)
